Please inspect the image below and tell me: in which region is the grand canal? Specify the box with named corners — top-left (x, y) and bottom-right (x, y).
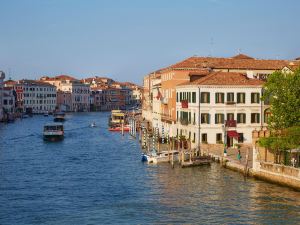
top-left (0, 112), bottom-right (300, 224)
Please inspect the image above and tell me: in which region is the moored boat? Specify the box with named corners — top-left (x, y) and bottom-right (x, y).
top-left (108, 125), bottom-right (130, 132)
top-left (142, 150), bottom-right (180, 164)
top-left (43, 123), bottom-right (64, 141)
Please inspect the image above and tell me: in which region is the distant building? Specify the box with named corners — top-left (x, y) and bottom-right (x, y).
top-left (42, 75), bottom-right (90, 112)
top-left (3, 87), bottom-right (16, 113)
top-left (0, 71), bottom-right (5, 121)
top-left (90, 87), bottom-right (106, 111)
top-left (56, 90), bottom-right (72, 112)
top-left (15, 80), bottom-right (57, 113)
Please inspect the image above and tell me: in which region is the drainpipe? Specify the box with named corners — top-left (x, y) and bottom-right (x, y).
top-left (198, 87), bottom-right (201, 155)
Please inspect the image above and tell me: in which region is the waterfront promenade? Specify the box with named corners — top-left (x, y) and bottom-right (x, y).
top-left (1, 113), bottom-right (300, 224)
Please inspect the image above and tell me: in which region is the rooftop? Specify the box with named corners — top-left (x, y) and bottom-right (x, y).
top-left (162, 54), bottom-right (290, 71)
top-left (179, 71), bottom-right (264, 87)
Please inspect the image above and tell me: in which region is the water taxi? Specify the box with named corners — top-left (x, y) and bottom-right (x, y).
top-left (54, 112), bottom-right (65, 122)
top-left (43, 123), bottom-right (64, 141)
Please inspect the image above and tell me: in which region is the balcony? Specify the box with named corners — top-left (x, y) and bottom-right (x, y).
top-left (161, 114), bottom-right (175, 123)
top-left (181, 100), bottom-right (188, 108)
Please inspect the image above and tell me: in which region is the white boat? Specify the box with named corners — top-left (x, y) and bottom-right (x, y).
top-left (90, 122), bottom-right (96, 127)
top-left (43, 123), bottom-right (64, 141)
top-left (142, 150), bottom-right (180, 164)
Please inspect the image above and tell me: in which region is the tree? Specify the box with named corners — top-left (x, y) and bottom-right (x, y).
top-left (262, 68), bottom-right (300, 130)
top-left (259, 68), bottom-right (300, 164)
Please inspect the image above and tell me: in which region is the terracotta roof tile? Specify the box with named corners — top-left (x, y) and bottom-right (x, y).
top-left (164, 55), bottom-right (289, 71)
top-left (179, 71), bottom-right (264, 86)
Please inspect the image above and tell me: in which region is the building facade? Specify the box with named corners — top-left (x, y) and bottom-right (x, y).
top-left (15, 80), bottom-right (57, 113)
top-left (142, 54), bottom-right (299, 140)
top-left (0, 71), bottom-right (5, 121)
top-left (2, 87), bottom-right (16, 113)
top-left (176, 72), bottom-right (266, 149)
top-left (42, 75), bottom-right (90, 112)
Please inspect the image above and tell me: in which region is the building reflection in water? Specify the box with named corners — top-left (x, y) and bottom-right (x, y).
top-left (144, 163), bottom-right (300, 224)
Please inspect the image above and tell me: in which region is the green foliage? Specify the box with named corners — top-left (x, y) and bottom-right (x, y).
top-left (258, 126), bottom-right (300, 153)
top-left (262, 68), bottom-right (300, 130)
top-left (259, 69), bottom-right (300, 162)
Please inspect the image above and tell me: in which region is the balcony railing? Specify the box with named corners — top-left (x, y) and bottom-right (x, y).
top-left (161, 113), bottom-right (175, 122)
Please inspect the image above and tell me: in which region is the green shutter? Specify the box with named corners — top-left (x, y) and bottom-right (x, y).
top-left (207, 93), bottom-right (210, 103)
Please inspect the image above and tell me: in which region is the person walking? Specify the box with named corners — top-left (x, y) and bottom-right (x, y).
top-left (237, 149), bottom-right (242, 163)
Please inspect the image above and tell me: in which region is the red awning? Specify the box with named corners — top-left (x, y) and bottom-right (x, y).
top-left (227, 130), bottom-right (239, 139)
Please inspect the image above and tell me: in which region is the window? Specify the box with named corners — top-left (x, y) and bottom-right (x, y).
top-left (215, 93), bottom-right (224, 103)
top-left (201, 92), bottom-right (210, 103)
top-left (201, 113), bottom-right (210, 124)
top-left (216, 133), bottom-right (222, 143)
top-left (238, 133), bottom-right (244, 143)
top-left (237, 113), bottom-right (246, 123)
top-left (251, 113), bottom-right (260, 123)
top-left (215, 114), bottom-right (224, 124)
top-left (251, 93), bottom-right (260, 103)
top-left (180, 92), bottom-right (182, 101)
top-left (227, 113), bottom-right (234, 120)
top-left (193, 133), bottom-right (196, 143)
top-left (227, 93), bottom-right (234, 102)
top-left (192, 92), bottom-right (196, 103)
top-left (176, 92), bottom-right (179, 102)
top-left (237, 93), bottom-right (246, 103)
top-left (202, 133), bottom-right (207, 143)
top-left (193, 112), bottom-right (196, 124)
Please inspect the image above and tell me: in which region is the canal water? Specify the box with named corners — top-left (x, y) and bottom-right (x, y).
top-left (0, 112), bottom-right (300, 225)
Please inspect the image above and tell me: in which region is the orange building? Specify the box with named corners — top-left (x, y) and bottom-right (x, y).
top-left (143, 54), bottom-right (300, 136)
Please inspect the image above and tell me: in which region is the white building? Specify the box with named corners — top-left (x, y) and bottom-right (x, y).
top-left (61, 81), bottom-right (90, 112)
top-left (175, 71), bottom-right (267, 149)
top-left (41, 75), bottom-right (90, 112)
top-left (3, 87), bottom-right (15, 113)
top-left (0, 71), bottom-right (5, 121)
top-left (16, 80), bottom-right (57, 113)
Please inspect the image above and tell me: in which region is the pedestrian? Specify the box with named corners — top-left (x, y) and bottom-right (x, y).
top-left (237, 149), bottom-right (242, 162)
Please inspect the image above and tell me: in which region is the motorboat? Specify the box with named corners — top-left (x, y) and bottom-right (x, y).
top-left (142, 150), bottom-right (180, 164)
top-left (90, 122), bottom-right (96, 127)
top-left (44, 111), bottom-right (49, 117)
top-left (43, 123), bottom-right (64, 141)
top-left (108, 110), bottom-right (125, 127)
top-left (54, 112), bottom-right (65, 122)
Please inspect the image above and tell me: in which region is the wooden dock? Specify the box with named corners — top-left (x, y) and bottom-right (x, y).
top-left (181, 156), bottom-right (212, 168)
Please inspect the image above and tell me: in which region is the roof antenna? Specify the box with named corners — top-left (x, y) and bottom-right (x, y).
top-left (209, 37), bottom-right (214, 57)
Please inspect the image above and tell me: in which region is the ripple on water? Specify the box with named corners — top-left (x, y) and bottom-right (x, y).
top-left (0, 112), bottom-right (300, 225)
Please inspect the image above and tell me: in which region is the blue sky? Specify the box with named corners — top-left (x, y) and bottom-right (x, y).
top-left (0, 0), bottom-right (299, 84)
